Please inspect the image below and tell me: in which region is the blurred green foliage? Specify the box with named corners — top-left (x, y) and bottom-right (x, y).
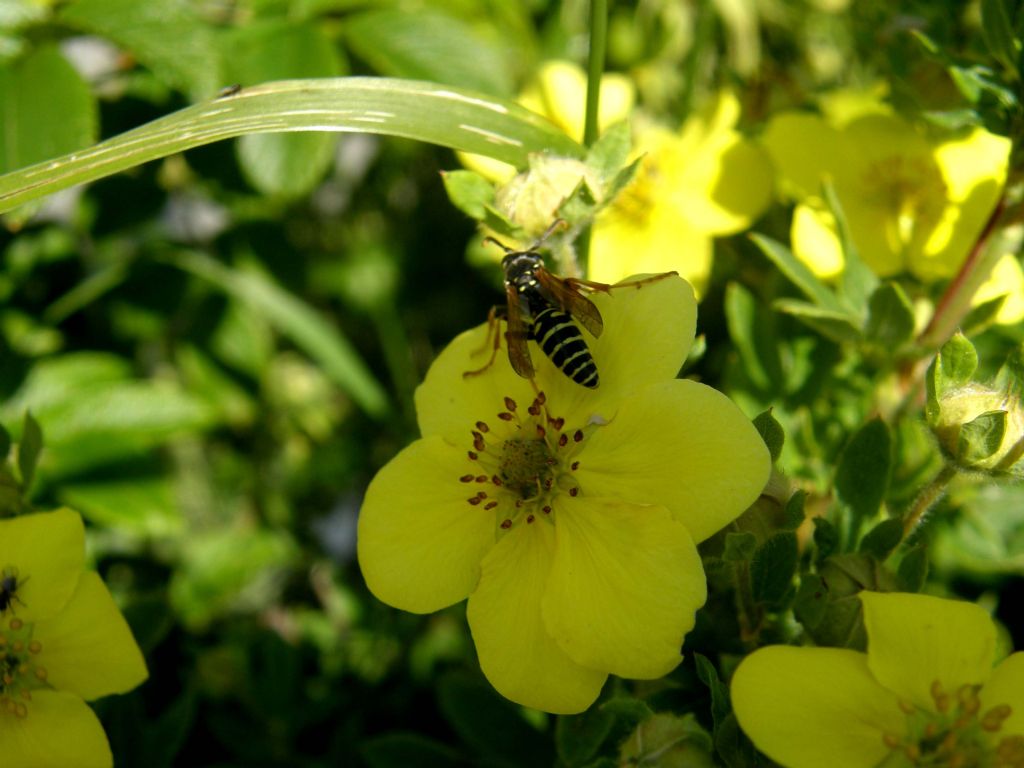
top-left (1, 0), bottom-right (1024, 765)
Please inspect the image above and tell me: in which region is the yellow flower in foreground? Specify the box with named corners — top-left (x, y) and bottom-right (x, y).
top-left (732, 591), bottom-right (1024, 768)
top-left (589, 92), bottom-right (773, 296)
top-left (762, 110), bottom-right (1011, 282)
top-left (358, 276), bottom-right (769, 713)
top-left (0, 509), bottom-right (147, 768)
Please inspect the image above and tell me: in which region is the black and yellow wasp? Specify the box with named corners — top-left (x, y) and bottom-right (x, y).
top-left (465, 224), bottom-right (610, 389)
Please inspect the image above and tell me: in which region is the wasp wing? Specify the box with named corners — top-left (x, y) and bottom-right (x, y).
top-left (504, 283), bottom-right (535, 379)
top-left (536, 268), bottom-right (605, 338)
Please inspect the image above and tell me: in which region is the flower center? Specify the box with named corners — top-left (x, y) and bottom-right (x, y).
top-left (861, 155), bottom-right (947, 249)
top-left (881, 679), bottom-right (1022, 767)
top-left (457, 391), bottom-right (588, 530)
top-left (0, 616), bottom-right (49, 720)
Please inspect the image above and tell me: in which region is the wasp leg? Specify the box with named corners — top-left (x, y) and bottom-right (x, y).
top-left (611, 271), bottom-right (679, 290)
top-left (463, 306), bottom-right (504, 379)
top-left (562, 276), bottom-right (613, 294)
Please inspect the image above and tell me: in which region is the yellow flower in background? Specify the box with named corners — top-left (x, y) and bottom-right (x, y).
top-left (761, 108), bottom-right (1011, 282)
top-left (732, 591), bottom-right (1024, 768)
top-left (458, 60), bottom-right (635, 183)
top-left (0, 509), bottom-right (148, 768)
top-left (357, 276), bottom-right (769, 713)
top-left (974, 253), bottom-right (1024, 325)
top-left (588, 91), bottom-right (773, 296)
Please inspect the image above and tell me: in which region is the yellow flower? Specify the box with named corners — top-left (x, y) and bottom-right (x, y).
top-left (357, 276), bottom-right (769, 713)
top-left (588, 92), bottom-right (773, 296)
top-left (762, 109), bottom-right (1011, 282)
top-left (459, 60), bottom-right (635, 183)
top-left (732, 591), bottom-right (1024, 768)
top-left (0, 509), bottom-right (148, 768)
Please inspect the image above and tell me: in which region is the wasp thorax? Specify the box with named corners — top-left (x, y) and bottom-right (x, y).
top-left (499, 438), bottom-right (554, 500)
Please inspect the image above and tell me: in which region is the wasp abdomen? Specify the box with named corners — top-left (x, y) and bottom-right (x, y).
top-left (532, 307), bottom-right (599, 388)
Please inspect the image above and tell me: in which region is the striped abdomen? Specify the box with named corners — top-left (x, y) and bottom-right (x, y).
top-left (531, 307), bottom-right (599, 388)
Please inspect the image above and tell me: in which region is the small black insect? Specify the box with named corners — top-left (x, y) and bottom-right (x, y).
top-left (0, 570), bottom-right (27, 614)
top-left (217, 83), bottom-right (243, 98)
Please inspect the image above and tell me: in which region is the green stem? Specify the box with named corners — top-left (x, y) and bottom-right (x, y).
top-left (901, 463), bottom-right (957, 541)
top-left (578, 0), bottom-right (609, 273)
top-left (583, 0), bottom-right (609, 148)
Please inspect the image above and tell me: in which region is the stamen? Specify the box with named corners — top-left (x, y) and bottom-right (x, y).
top-left (468, 451), bottom-right (478, 460)
top-left (498, 412), bottom-right (514, 421)
top-left (500, 519), bottom-right (512, 529)
top-left (571, 461), bottom-right (580, 470)
top-left (504, 397), bottom-right (517, 412)
top-left (569, 488), bottom-right (579, 497)
top-left (484, 501), bottom-right (498, 510)
top-left (549, 417), bottom-right (564, 430)
top-left (460, 474), bottom-right (474, 483)
top-left (573, 429), bottom-right (584, 442)
top-left (526, 514), bottom-right (535, 524)
top-left (475, 475), bottom-right (488, 483)
top-left (982, 704), bottom-right (1012, 731)
top-left (558, 434), bottom-right (568, 447)
top-left (475, 421), bottom-right (490, 433)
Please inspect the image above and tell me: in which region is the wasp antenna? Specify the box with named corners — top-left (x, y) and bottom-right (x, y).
top-left (529, 219), bottom-right (568, 250)
top-left (482, 236), bottom-right (513, 253)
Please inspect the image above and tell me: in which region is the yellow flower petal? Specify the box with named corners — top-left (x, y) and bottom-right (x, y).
top-left (537, 273), bottom-right (697, 426)
top-left (791, 203), bottom-right (845, 279)
top-left (760, 112), bottom-right (841, 199)
top-left (577, 379), bottom-right (769, 543)
top-left (0, 690), bottom-right (113, 768)
top-left (816, 82), bottom-right (893, 126)
top-left (974, 253), bottom-right (1024, 325)
top-left (541, 498), bottom-right (704, 679)
top-left (731, 646), bottom-right (902, 768)
top-left (0, 509), bottom-right (85, 622)
top-left (466, 516), bottom-right (606, 714)
top-left (861, 591), bottom-right (996, 711)
top-left (979, 652), bottom-right (1024, 738)
top-left (590, 204), bottom-right (713, 294)
top-left (415, 325), bottom-right (538, 445)
top-left (357, 436), bottom-right (498, 613)
top-left (33, 572), bottom-right (147, 701)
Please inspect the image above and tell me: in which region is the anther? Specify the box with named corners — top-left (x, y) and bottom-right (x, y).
top-left (535, 392), bottom-right (546, 405)
top-left (535, 425), bottom-right (546, 438)
top-left (898, 699), bottom-right (916, 715)
top-left (526, 515), bottom-right (535, 524)
top-left (9, 619), bottom-right (21, 631)
top-left (484, 501), bottom-right (498, 510)
top-left (569, 488), bottom-right (579, 497)
top-left (528, 403), bottom-right (540, 416)
top-left (542, 506), bottom-right (551, 514)
top-left (33, 667), bottom-right (46, 681)
top-left (504, 397), bottom-right (517, 411)
top-left (460, 474), bottom-right (474, 483)
top-left (882, 733), bottom-right (902, 750)
top-left (549, 417), bottom-right (564, 430)
top-left (498, 412), bottom-right (514, 421)
top-left (475, 475), bottom-right (488, 483)
top-left (571, 461), bottom-right (580, 470)
top-left (473, 434), bottom-right (486, 451)
top-left (500, 519), bottom-right (512, 529)
top-left (573, 429), bottom-right (584, 442)
top-left (491, 475), bottom-right (502, 486)
top-left (468, 451), bottom-right (478, 460)
top-left (475, 421), bottom-right (490, 433)
top-left (558, 434), bottom-right (568, 447)
top-left (468, 496), bottom-right (483, 506)
top-left (982, 704), bottom-right (1012, 731)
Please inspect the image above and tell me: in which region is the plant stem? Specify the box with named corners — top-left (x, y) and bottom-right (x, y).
top-left (901, 463), bottom-right (957, 540)
top-left (917, 197), bottom-right (1006, 349)
top-left (583, 0), bottom-right (608, 148)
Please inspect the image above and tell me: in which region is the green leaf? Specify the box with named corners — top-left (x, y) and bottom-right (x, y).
top-left (750, 532), bottom-right (799, 605)
top-left (793, 573), bottom-right (867, 649)
top-left (897, 545), bottom-right (929, 592)
top-left (585, 121), bottom-right (632, 182)
top-left (958, 410), bottom-right (1007, 463)
top-left (168, 250), bottom-right (390, 420)
top-left (0, 45), bottom-right (96, 174)
top-left (723, 531), bottom-right (758, 562)
top-left (783, 489), bottom-right (806, 530)
top-left (749, 233), bottom-right (842, 311)
top-left (361, 733), bottom-right (466, 768)
top-left (725, 283), bottom-right (784, 392)
top-left (995, 342), bottom-right (1024, 402)
top-left (599, 697), bottom-right (653, 728)
top-left (59, 476), bottom-right (181, 536)
top-left (441, 170), bottom-right (496, 220)
top-left (752, 409), bottom-right (784, 464)
top-left (773, 298), bottom-right (862, 343)
top-left (0, 78), bottom-right (584, 212)
top-left (821, 181), bottom-right (878, 315)
top-left (59, 0), bottom-right (220, 99)
top-left (835, 418), bottom-right (891, 526)
top-left (556, 707), bottom-right (615, 767)
top-left (344, 8), bottom-right (513, 96)
top-left (437, 672), bottom-right (554, 766)
top-left (0, 423), bottom-right (9, 461)
top-left (981, 0), bottom-right (1020, 74)
top-left (864, 282), bottom-right (916, 349)
top-left (940, 333), bottom-right (979, 385)
top-left (618, 713), bottom-right (714, 768)
top-left (224, 21), bottom-right (345, 197)
top-left (858, 518), bottom-right (903, 561)
top-left (812, 517), bottom-right (839, 560)
top-left (693, 654), bottom-right (730, 726)
top-left (17, 410), bottom-right (42, 492)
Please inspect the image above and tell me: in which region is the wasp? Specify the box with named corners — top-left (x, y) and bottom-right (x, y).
top-left (465, 223), bottom-right (611, 388)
